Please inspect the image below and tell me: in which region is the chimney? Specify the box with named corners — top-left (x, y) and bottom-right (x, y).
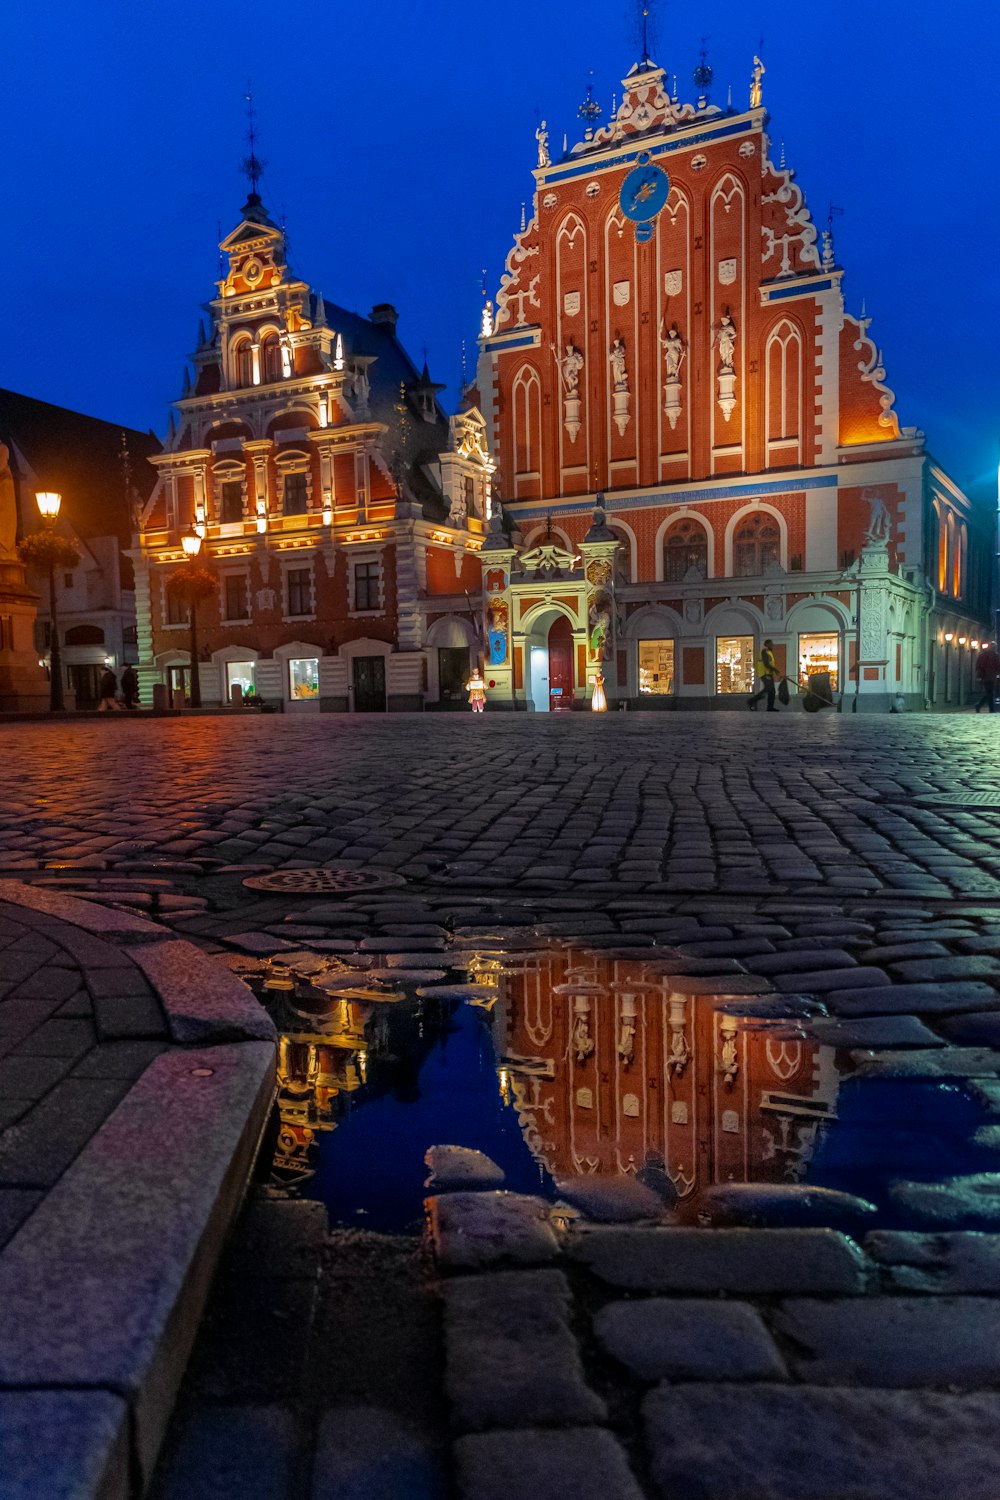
top-left (370, 303), bottom-right (398, 333)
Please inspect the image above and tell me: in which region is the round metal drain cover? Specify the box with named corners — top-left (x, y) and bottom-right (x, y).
top-left (913, 792), bottom-right (1000, 809)
top-left (242, 868), bottom-right (406, 895)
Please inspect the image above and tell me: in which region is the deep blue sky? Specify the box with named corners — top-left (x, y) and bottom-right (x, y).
top-left (3, 1), bottom-right (997, 492)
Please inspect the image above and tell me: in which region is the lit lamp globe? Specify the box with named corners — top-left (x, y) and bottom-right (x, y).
top-left (181, 525), bottom-right (203, 559)
top-left (36, 491), bottom-right (61, 521)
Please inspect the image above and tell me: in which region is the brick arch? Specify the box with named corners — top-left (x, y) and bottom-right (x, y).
top-left (655, 509), bottom-right (714, 582)
top-left (724, 503), bottom-right (788, 577)
top-left (764, 317), bottom-right (804, 461)
top-left (511, 364), bottom-right (543, 496)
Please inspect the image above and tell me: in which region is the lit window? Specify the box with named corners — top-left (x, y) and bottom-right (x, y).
top-left (716, 636), bottom-right (755, 694)
top-left (663, 520), bottom-right (708, 582)
top-left (354, 561), bottom-right (380, 611)
top-left (288, 657), bottom-right (319, 700)
top-left (234, 341), bottom-right (254, 387)
top-left (283, 471), bottom-right (308, 515)
top-left (799, 632), bottom-right (839, 691)
top-left (223, 575), bottom-right (249, 621)
top-left (226, 661), bottom-right (255, 697)
top-left (733, 513), bottom-right (780, 576)
top-left (261, 335), bottom-right (283, 383)
top-left (638, 640), bottom-right (674, 694)
top-left (286, 567), bottom-right (311, 617)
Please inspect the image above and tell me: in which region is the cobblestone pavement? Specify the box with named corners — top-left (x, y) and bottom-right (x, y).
top-left (6, 712), bottom-right (1000, 1498)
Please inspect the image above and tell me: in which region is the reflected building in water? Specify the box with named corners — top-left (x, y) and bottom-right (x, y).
top-left (492, 945), bottom-right (840, 1202)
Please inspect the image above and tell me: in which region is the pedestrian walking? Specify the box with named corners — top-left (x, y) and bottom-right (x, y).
top-left (465, 665), bottom-right (487, 713)
top-left (98, 667), bottom-right (122, 711)
top-left (748, 640), bottom-right (780, 712)
top-left (120, 664), bottom-right (139, 711)
top-left (975, 642), bottom-right (1000, 714)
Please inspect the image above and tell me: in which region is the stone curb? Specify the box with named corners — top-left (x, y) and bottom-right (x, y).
top-left (0, 1041), bottom-right (276, 1497)
top-left (0, 884), bottom-right (279, 1498)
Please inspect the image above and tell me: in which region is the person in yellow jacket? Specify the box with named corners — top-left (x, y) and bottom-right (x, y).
top-left (748, 640), bottom-right (779, 712)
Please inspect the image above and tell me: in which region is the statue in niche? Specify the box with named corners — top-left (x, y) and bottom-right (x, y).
top-left (555, 342), bottom-right (584, 396)
top-left (661, 322), bottom-right (686, 378)
top-left (609, 336), bottom-right (628, 391)
top-left (536, 119), bottom-right (550, 168)
top-left (715, 311), bottom-right (737, 371)
top-left (863, 490), bottom-right (892, 546)
top-left (0, 443), bottom-right (18, 560)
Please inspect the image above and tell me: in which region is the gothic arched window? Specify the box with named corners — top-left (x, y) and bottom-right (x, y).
top-left (733, 512), bottom-right (781, 576)
top-left (663, 518), bottom-right (709, 583)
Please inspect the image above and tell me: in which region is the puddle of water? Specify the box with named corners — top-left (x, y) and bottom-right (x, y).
top-left (247, 942), bottom-right (998, 1234)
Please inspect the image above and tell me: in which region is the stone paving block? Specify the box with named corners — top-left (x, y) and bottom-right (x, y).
top-left (425, 1145), bottom-right (505, 1190)
top-left (799, 1013), bottom-right (944, 1049)
top-left (312, 1407), bottom-right (446, 1500)
top-left (0, 878), bottom-right (160, 936)
top-left (0, 1076), bottom-right (134, 1186)
top-left (693, 1182), bottom-right (877, 1231)
top-left (189, 1276), bottom-right (318, 1401)
top-left (84, 966), bottom-right (154, 999)
top-left (426, 1191), bottom-right (559, 1269)
top-left (0, 1186), bottom-right (42, 1247)
top-left (553, 1175), bottom-right (664, 1222)
top-left (443, 1269), bottom-right (605, 1431)
top-left (131, 939), bottom-right (275, 1044)
top-left (0, 1389), bottom-right (130, 1500)
top-left (642, 1384), bottom-right (1000, 1500)
top-left (69, 1041), bottom-right (165, 1079)
top-left (774, 1295), bottom-right (1000, 1386)
top-left (0, 1042), bottom-right (276, 1488)
top-left (222, 1195), bottom-right (328, 1281)
top-left (865, 1230), bottom-right (1000, 1292)
top-left (567, 1227), bottom-right (868, 1294)
top-left (93, 992), bottom-right (169, 1039)
top-left (936, 1010), bottom-right (1000, 1045)
top-left (773, 965), bottom-right (890, 993)
top-left (593, 1297), bottom-right (787, 1382)
top-left (849, 1045), bottom-right (1000, 1078)
top-left (10, 965), bottom-right (82, 1002)
top-left (453, 1428), bottom-right (644, 1500)
top-left (889, 955), bottom-right (1000, 982)
top-left (823, 980), bottom-right (1000, 1016)
top-left (889, 1173), bottom-right (1000, 1227)
top-left (859, 941), bottom-right (950, 962)
top-left (0, 1051), bottom-right (76, 1098)
top-left (12, 1016), bottom-right (97, 1058)
top-left (744, 947), bottom-right (857, 975)
top-left (153, 1405), bottom-right (299, 1500)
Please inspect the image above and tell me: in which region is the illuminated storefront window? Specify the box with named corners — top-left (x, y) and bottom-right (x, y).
top-left (798, 633), bottom-right (839, 691)
top-left (288, 657), bottom-right (319, 700)
top-left (638, 639), bottom-right (674, 694)
top-left (226, 661), bottom-right (255, 697)
top-left (716, 636), bottom-right (754, 694)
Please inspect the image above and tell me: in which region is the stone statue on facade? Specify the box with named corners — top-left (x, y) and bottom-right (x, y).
top-left (609, 336), bottom-right (628, 391)
top-left (715, 311), bottom-right (737, 371)
top-left (536, 119), bottom-right (550, 168)
top-left (0, 443), bottom-right (17, 561)
top-left (863, 489), bottom-right (892, 546)
top-left (661, 323), bottom-right (686, 378)
top-left (750, 55), bottom-right (765, 108)
top-left (555, 342), bottom-right (584, 396)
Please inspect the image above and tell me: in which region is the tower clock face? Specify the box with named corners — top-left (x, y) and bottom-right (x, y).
top-left (619, 153), bottom-right (670, 240)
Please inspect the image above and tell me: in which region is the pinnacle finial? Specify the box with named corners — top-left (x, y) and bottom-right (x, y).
top-left (241, 82), bottom-right (267, 198)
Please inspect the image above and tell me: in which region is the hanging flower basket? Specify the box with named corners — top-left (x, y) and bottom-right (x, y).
top-left (17, 532), bottom-right (80, 572)
top-left (165, 564), bottom-right (216, 603)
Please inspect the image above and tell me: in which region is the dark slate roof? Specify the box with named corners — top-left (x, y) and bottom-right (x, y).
top-left (0, 389), bottom-right (160, 546)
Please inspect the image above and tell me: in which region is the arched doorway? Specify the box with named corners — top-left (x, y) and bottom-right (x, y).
top-left (525, 608), bottom-right (577, 712)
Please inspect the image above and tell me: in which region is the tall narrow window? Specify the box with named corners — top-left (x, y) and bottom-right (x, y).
top-left (286, 567), bottom-right (311, 617)
top-left (220, 480), bottom-right (243, 523)
top-left (354, 561), bottom-right (380, 611)
top-left (283, 472), bottom-right (308, 515)
top-left (223, 575), bottom-right (249, 621)
top-left (233, 340), bottom-right (253, 387)
top-left (261, 335), bottom-right (282, 383)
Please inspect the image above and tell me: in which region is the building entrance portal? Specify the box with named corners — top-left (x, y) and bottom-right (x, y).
top-left (524, 608), bottom-right (578, 712)
top-left (352, 655), bottom-right (386, 713)
top-left (548, 615), bottom-right (574, 712)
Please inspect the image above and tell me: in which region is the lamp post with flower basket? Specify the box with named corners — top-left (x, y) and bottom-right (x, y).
top-left (16, 492), bottom-right (80, 712)
top-left (165, 526), bottom-right (215, 708)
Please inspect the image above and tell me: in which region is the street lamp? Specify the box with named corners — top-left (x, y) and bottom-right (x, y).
top-left (180, 524), bottom-right (203, 708)
top-left (36, 492), bottom-right (64, 711)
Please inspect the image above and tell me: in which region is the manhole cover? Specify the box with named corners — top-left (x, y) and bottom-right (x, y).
top-left (913, 792), bottom-right (1000, 809)
top-left (241, 868), bottom-right (406, 895)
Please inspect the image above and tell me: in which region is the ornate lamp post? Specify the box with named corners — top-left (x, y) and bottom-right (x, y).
top-left (180, 524), bottom-right (204, 708)
top-left (36, 492), bottom-right (67, 711)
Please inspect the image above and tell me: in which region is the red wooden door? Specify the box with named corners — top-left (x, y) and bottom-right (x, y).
top-left (548, 616), bottom-right (574, 711)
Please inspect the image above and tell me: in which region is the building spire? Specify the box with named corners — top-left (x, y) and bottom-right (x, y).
top-left (241, 82), bottom-right (268, 202)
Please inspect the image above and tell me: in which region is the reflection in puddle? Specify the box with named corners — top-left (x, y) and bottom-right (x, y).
top-left (244, 941), bottom-right (997, 1233)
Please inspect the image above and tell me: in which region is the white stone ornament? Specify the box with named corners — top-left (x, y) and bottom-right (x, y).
top-left (543, 192), bottom-right (557, 208)
top-left (609, 336), bottom-right (630, 435)
top-left (563, 291), bottom-right (581, 316)
top-left (664, 269), bottom-right (682, 296)
top-left (552, 342), bottom-right (585, 442)
top-left (585, 181), bottom-right (601, 198)
top-left (715, 311), bottom-right (738, 422)
top-left (660, 322), bottom-right (686, 429)
top-left (613, 280), bottom-right (631, 306)
top-left (691, 155), bottom-right (707, 171)
top-left (718, 258), bottom-right (737, 286)
top-left (739, 141), bottom-right (756, 157)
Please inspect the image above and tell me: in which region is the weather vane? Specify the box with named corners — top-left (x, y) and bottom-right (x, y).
top-left (241, 82), bottom-right (267, 194)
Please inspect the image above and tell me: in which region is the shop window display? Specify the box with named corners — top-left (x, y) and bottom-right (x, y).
top-left (716, 635), bottom-right (755, 695)
top-left (638, 639), bottom-right (674, 694)
top-left (798, 633), bottom-right (839, 691)
top-left (289, 657), bottom-right (319, 700)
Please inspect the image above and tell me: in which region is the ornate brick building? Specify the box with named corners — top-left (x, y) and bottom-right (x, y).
top-left (477, 52), bottom-right (990, 711)
top-left (135, 191), bottom-right (493, 712)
